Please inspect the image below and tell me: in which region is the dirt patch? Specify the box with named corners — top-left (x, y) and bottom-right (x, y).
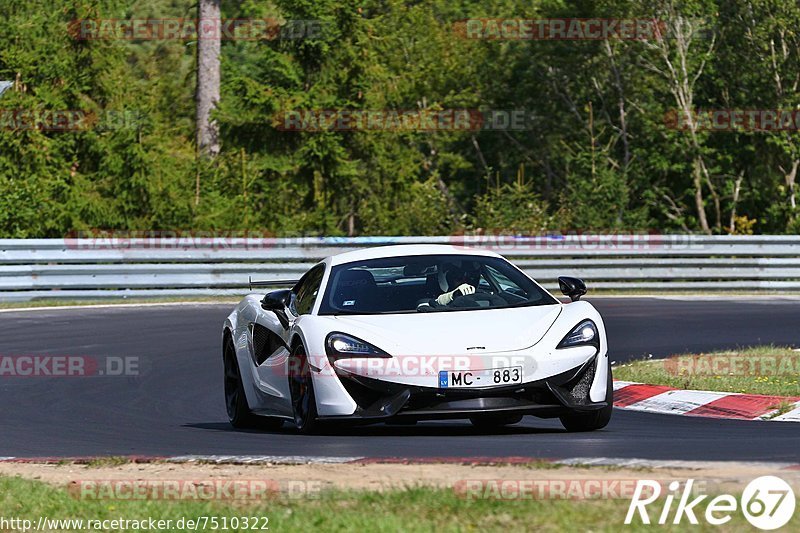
top-left (1, 461), bottom-right (797, 497)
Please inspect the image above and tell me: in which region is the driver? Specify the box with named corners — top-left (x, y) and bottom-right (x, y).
top-left (434, 262), bottom-right (480, 305)
top-left (416, 262), bottom-right (484, 311)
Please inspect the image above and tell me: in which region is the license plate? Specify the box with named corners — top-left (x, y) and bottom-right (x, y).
top-left (438, 366), bottom-right (522, 388)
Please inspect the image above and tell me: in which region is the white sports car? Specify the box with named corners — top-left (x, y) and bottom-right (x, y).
top-left (222, 245), bottom-right (612, 433)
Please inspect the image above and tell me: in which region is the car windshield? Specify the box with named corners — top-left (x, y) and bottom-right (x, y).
top-left (318, 254), bottom-right (558, 315)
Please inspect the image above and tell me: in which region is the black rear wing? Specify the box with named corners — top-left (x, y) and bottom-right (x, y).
top-left (248, 276), bottom-right (299, 291)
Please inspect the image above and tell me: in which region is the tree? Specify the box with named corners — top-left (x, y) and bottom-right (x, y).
top-left (196, 0), bottom-right (221, 203)
top-left (640, 3), bottom-right (719, 233)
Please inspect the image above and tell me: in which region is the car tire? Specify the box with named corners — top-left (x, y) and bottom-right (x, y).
top-left (224, 336), bottom-right (283, 430)
top-left (289, 343), bottom-right (320, 434)
top-left (469, 414), bottom-right (523, 428)
top-left (559, 363), bottom-right (613, 432)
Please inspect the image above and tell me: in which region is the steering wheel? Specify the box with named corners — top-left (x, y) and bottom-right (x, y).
top-left (450, 290), bottom-right (507, 308)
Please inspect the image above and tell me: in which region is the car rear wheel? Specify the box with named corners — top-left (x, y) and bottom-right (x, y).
top-left (469, 414), bottom-right (523, 428)
top-left (288, 343), bottom-right (320, 434)
top-left (224, 336), bottom-right (283, 430)
top-left (559, 363), bottom-right (613, 432)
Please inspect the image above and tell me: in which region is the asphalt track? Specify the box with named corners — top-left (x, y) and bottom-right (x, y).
top-left (0, 297), bottom-right (798, 461)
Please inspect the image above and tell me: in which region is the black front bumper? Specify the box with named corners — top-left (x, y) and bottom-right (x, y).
top-left (319, 355), bottom-right (606, 421)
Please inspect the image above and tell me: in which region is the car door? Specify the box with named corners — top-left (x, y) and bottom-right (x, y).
top-left (250, 265), bottom-right (325, 416)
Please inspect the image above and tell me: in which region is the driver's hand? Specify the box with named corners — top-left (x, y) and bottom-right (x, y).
top-left (436, 283), bottom-right (475, 305)
top-left (454, 283), bottom-right (475, 297)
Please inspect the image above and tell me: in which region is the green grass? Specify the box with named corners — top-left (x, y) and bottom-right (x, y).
top-left (3, 292), bottom-right (800, 310)
top-left (1, 475), bottom-right (791, 532)
top-left (614, 345), bottom-right (800, 397)
top-left (0, 296), bottom-right (238, 309)
top-left (587, 290), bottom-right (800, 296)
top-left (84, 457), bottom-right (136, 469)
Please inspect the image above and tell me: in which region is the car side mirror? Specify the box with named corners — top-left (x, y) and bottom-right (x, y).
top-left (261, 289), bottom-right (291, 311)
top-left (261, 289), bottom-right (292, 328)
top-left (558, 276), bottom-right (587, 302)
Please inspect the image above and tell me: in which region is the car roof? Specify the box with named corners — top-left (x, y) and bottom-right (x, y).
top-left (327, 244), bottom-right (504, 266)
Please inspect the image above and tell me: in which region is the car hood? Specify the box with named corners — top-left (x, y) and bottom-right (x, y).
top-left (330, 304), bottom-right (562, 355)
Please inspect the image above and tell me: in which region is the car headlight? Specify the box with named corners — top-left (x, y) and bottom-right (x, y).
top-left (556, 320), bottom-right (599, 350)
top-left (325, 332), bottom-right (390, 359)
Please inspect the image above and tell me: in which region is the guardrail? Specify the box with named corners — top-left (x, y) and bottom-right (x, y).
top-left (1, 235), bottom-right (799, 300)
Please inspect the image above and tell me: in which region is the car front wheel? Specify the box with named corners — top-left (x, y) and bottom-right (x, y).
top-left (288, 343), bottom-right (320, 434)
top-left (559, 364), bottom-right (613, 432)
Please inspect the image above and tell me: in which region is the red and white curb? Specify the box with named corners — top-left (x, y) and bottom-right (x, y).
top-left (167, 455), bottom-right (362, 464)
top-left (613, 380), bottom-right (800, 422)
top-left (1, 455), bottom-right (798, 470)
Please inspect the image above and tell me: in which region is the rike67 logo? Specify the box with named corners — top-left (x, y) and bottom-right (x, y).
top-left (625, 476), bottom-right (795, 530)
